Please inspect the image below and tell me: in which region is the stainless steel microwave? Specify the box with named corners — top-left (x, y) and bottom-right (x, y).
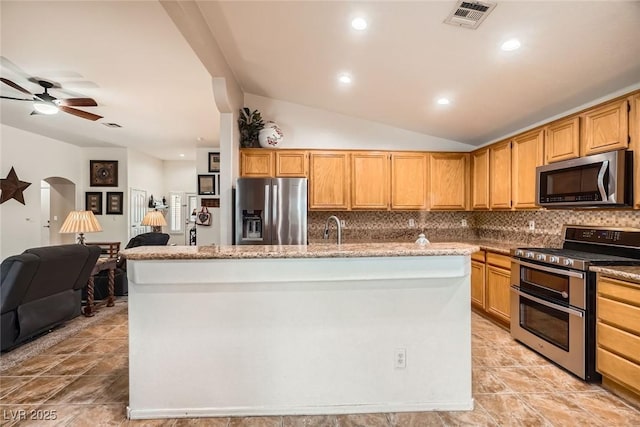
top-left (536, 150), bottom-right (632, 207)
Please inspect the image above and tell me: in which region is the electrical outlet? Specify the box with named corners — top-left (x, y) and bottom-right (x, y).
top-left (461, 219), bottom-right (467, 227)
top-left (408, 218), bottom-right (416, 227)
top-left (340, 220), bottom-right (346, 228)
top-left (394, 348), bottom-right (406, 369)
top-left (528, 220), bottom-right (535, 231)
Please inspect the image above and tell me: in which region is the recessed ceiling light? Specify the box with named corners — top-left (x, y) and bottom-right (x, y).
top-left (351, 17), bottom-right (367, 31)
top-left (437, 98), bottom-right (450, 105)
top-left (338, 73), bottom-right (352, 84)
top-left (179, 153), bottom-right (185, 158)
top-left (501, 38), bottom-right (521, 51)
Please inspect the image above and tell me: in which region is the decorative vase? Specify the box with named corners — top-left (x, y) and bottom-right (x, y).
top-left (258, 121), bottom-right (284, 148)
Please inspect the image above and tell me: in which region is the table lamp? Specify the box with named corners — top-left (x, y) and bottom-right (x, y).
top-left (141, 210), bottom-right (167, 233)
top-left (59, 210), bottom-right (103, 244)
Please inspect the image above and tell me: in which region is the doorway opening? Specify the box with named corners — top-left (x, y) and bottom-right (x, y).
top-left (40, 177), bottom-right (75, 246)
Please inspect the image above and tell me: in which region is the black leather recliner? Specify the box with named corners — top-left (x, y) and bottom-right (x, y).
top-left (1, 244), bottom-right (101, 352)
top-left (90, 232), bottom-right (170, 299)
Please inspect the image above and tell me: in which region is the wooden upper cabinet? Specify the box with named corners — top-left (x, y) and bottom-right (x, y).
top-left (351, 152), bottom-right (389, 210)
top-left (275, 150), bottom-right (307, 177)
top-left (429, 153), bottom-right (469, 210)
top-left (581, 98), bottom-right (629, 156)
top-left (308, 151), bottom-right (350, 210)
top-left (489, 141), bottom-right (511, 209)
top-left (545, 116), bottom-right (580, 164)
top-left (630, 93), bottom-right (640, 209)
top-left (240, 149), bottom-right (273, 177)
top-left (512, 129), bottom-right (544, 209)
top-left (471, 148), bottom-right (489, 210)
top-left (390, 152), bottom-right (428, 210)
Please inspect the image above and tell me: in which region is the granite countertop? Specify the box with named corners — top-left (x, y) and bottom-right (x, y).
top-left (121, 242), bottom-right (480, 260)
top-left (462, 239), bottom-right (528, 255)
top-left (590, 266), bottom-right (640, 283)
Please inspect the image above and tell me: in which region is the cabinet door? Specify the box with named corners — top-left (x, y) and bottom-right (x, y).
top-left (582, 98), bottom-right (629, 156)
top-left (390, 152), bottom-right (428, 210)
top-left (489, 141), bottom-right (511, 209)
top-left (240, 149), bottom-right (273, 177)
top-left (309, 151), bottom-right (350, 210)
top-left (471, 260), bottom-right (486, 310)
top-left (512, 129), bottom-right (544, 209)
top-left (275, 151), bottom-right (307, 177)
top-left (630, 94), bottom-right (640, 209)
top-left (486, 265), bottom-right (511, 325)
top-left (545, 117), bottom-right (580, 164)
top-left (471, 148), bottom-right (489, 210)
top-left (351, 152), bottom-right (389, 210)
top-left (429, 153), bottom-right (469, 210)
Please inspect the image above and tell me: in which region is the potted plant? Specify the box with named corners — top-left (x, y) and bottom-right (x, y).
top-left (238, 108), bottom-right (264, 148)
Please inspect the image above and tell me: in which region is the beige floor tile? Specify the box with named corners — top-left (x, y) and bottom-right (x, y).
top-left (517, 393), bottom-right (604, 426)
top-left (171, 417), bottom-right (230, 426)
top-left (123, 418), bottom-right (185, 427)
top-left (569, 391), bottom-right (640, 426)
top-left (0, 376), bottom-right (75, 404)
top-left (103, 325), bottom-right (129, 339)
top-left (436, 404), bottom-right (498, 426)
top-left (0, 405), bottom-right (40, 427)
top-left (46, 338), bottom-right (92, 355)
top-left (98, 375), bottom-right (128, 404)
top-left (12, 404), bottom-right (87, 426)
top-left (500, 344), bottom-right (552, 367)
top-left (529, 365), bottom-right (599, 392)
top-left (66, 403), bottom-right (127, 426)
top-left (45, 375), bottom-right (119, 403)
top-left (474, 394), bottom-right (553, 426)
top-left (74, 324), bottom-right (117, 339)
top-left (228, 416), bottom-right (283, 427)
top-left (0, 377), bottom-right (34, 399)
top-left (490, 367), bottom-right (556, 393)
top-left (283, 415), bottom-right (338, 427)
top-left (2, 355), bottom-right (69, 376)
top-left (472, 368), bottom-right (511, 394)
top-left (84, 355), bottom-right (128, 376)
top-left (472, 349), bottom-right (519, 368)
top-left (78, 339), bottom-right (127, 355)
top-left (388, 411), bottom-right (444, 426)
top-left (335, 413), bottom-right (389, 427)
top-left (41, 354), bottom-right (101, 376)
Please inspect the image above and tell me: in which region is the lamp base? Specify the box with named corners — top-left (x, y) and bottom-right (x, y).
top-left (151, 226), bottom-right (162, 233)
top-left (78, 232), bottom-right (86, 245)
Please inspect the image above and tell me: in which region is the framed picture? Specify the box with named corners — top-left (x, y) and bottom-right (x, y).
top-left (90, 160), bottom-right (119, 187)
top-left (208, 152), bottom-right (220, 173)
top-left (198, 175), bottom-right (217, 195)
top-left (106, 192), bottom-right (124, 215)
top-left (85, 192), bottom-right (102, 215)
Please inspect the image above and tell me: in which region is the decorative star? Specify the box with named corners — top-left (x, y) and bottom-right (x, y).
top-left (0, 167), bottom-right (31, 205)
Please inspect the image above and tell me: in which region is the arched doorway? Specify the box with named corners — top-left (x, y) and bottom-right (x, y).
top-left (41, 177), bottom-right (75, 246)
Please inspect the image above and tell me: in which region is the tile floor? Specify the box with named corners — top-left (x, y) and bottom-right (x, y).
top-left (1, 304), bottom-right (639, 426)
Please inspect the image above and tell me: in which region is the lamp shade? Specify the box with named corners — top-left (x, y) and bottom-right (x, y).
top-left (59, 210), bottom-right (103, 234)
top-left (141, 211), bottom-right (167, 227)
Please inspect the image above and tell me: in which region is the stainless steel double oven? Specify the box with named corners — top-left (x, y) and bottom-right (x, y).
top-left (510, 225), bottom-right (640, 382)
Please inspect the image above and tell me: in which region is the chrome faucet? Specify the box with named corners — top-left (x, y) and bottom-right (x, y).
top-left (323, 215), bottom-right (342, 245)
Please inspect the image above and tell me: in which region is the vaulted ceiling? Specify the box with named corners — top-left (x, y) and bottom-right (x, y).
top-left (1, 1), bottom-right (639, 160)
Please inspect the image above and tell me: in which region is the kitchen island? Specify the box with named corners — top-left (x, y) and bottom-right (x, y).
top-left (122, 242), bottom-right (479, 420)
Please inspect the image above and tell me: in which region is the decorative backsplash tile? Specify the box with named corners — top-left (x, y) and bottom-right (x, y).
top-left (308, 209), bottom-right (640, 245)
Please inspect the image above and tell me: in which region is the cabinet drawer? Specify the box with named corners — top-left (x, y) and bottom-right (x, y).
top-left (598, 322), bottom-right (640, 365)
top-left (597, 347), bottom-right (640, 394)
top-left (597, 296), bottom-right (640, 336)
top-left (471, 250), bottom-right (486, 262)
top-left (486, 252), bottom-right (511, 269)
top-left (598, 277), bottom-right (640, 306)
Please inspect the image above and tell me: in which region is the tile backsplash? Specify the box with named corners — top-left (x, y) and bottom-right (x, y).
top-left (309, 209), bottom-right (640, 245)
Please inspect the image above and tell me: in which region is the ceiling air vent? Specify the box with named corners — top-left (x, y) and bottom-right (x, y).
top-left (102, 122), bottom-right (122, 128)
top-left (444, 1), bottom-right (497, 29)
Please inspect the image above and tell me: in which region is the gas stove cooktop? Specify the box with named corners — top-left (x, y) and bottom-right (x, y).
top-left (511, 225), bottom-right (640, 271)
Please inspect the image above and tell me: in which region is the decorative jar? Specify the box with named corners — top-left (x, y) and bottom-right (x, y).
top-left (258, 121), bottom-right (284, 148)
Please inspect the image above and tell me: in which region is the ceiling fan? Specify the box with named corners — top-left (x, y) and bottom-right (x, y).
top-left (0, 77), bottom-right (103, 121)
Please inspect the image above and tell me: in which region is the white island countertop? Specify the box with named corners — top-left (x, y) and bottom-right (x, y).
top-left (120, 241), bottom-right (480, 260)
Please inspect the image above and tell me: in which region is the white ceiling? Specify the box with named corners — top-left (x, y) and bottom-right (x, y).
top-left (1, 1), bottom-right (640, 161)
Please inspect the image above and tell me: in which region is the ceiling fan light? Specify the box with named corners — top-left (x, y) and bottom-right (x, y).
top-left (33, 101), bottom-right (59, 115)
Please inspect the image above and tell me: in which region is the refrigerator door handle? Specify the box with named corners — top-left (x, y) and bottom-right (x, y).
top-left (272, 184), bottom-right (278, 228)
top-left (264, 184), bottom-right (270, 232)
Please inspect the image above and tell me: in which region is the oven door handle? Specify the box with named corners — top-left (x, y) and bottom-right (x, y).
top-left (512, 259), bottom-right (584, 279)
top-left (511, 286), bottom-right (584, 318)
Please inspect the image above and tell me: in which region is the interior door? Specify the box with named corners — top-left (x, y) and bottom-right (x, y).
top-left (130, 188), bottom-right (147, 238)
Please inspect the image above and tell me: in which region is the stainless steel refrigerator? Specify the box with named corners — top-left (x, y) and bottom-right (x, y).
top-left (235, 177), bottom-right (307, 245)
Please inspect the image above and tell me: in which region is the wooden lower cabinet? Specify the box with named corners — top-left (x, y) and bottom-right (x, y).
top-left (471, 250), bottom-right (511, 326)
top-left (471, 251), bottom-right (486, 310)
top-left (597, 275), bottom-right (640, 397)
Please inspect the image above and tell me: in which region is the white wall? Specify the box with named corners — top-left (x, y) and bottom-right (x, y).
top-left (245, 94), bottom-right (475, 152)
top-left (1, 125), bottom-right (84, 259)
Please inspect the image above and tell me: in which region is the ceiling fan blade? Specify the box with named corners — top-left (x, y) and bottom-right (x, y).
top-left (0, 95), bottom-right (33, 101)
top-left (1, 77), bottom-right (33, 95)
top-left (0, 56), bottom-right (31, 78)
top-left (59, 105), bottom-right (103, 121)
top-left (58, 97), bottom-right (98, 107)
